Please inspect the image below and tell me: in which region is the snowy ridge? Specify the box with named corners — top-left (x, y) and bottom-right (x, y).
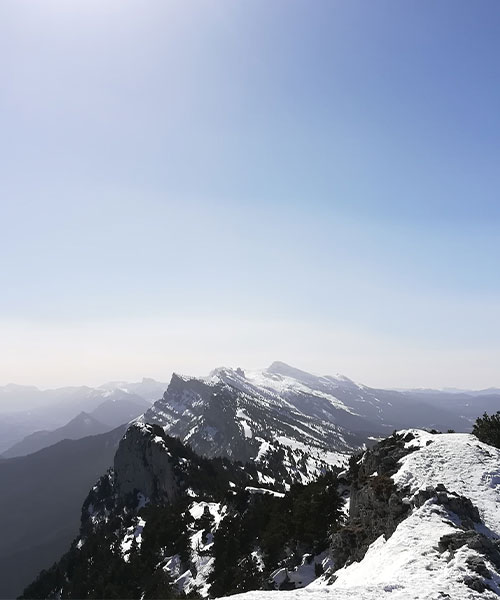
top-left (224, 431), bottom-right (500, 600)
top-left (393, 430), bottom-right (500, 535)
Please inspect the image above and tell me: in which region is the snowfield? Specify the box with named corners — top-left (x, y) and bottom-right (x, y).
top-left (222, 431), bottom-right (500, 600)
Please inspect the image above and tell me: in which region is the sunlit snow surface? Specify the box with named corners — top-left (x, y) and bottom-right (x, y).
top-left (221, 431), bottom-right (500, 600)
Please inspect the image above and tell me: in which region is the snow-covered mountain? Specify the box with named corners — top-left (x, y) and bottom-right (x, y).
top-left (10, 363), bottom-right (500, 599)
top-left (247, 362), bottom-right (473, 432)
top-left (140, 366), bottom-right (363, 487)
top-left (228, 429), bottom-right (500, 599)
top-left (139, 362), bottom-right (476, 487)
top-left (22, 425), bottom-right (500, 600)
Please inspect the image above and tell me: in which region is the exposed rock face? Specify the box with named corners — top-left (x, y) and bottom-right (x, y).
top-left (439, 530), bottom-right (500, 593)
top-left (414, 483), bottom-right (481, 529)
top-left (114, 422), bottom-right (180, 503)
top-left (331, 432), bottom-right (415, 568)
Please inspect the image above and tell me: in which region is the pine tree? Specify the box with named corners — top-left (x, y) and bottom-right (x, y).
top-left (473, 411), bottom-right (500, 448)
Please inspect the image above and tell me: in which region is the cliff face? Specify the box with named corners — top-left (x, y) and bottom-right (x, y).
top-left (114, 423), bottom-right (180, 503)
top-left (332, 432), bottom-right (415, 567)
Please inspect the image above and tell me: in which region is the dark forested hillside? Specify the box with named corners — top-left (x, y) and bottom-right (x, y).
top-left (0, 425), bottom-right (126, 599)
top-left (21, 423), bottom-right (344, 599)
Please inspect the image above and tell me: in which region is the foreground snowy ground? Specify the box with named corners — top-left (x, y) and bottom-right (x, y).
top-left (224, 431), bottom-right (500, 600)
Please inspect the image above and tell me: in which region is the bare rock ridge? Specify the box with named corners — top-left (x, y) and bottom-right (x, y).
top-left (331, 432), bottom-right (416, 568)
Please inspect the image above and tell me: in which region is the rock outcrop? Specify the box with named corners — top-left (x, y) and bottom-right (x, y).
top-left (331, 432), bottom-right (415, 568)
top-left (114, 422), bottom-right (180, 503)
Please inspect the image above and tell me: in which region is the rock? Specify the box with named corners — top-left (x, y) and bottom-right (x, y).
top-left (413, 484), bottom-right (481, 530)
top-left (439, 530), bottom-right (500, 570)
top-left (113, 422), bottom-right (180, 503)
top-left (331, 432), bottom-right (414, 568)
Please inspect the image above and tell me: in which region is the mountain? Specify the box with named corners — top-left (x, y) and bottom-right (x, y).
top-left (139, 362), bottom-right (475, 484)
top-left (0, 379), bottom-right (167, 454)
top-left (0, 384), bottom-right (43, 412)
top-left (230, 429), bottom-right (500, 600)
top-left (402, 388), bottom-right (500, 426)
top-left (22, 425), bottom-right (500, 600)
top-left (98, 377), bottom-right (169, 402)
top-left (141, 367), bottom-right (361, 486)
top-left (0, 412), bottom-right (64, 456)
top-left (0, 367), bottom-right (491, 456)
top-left (0, 425), bottom-right (126, 600)
top-left (242, 362), bottom-right (473, 433)
top-left (21, 422), bottom-right (343, 599)
top-left (89, 392), bottom-right (151, 428)
top-left (2, 412), bottom-right (111, 459)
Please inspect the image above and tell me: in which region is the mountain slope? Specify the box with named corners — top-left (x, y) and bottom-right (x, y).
top-left (21, 427), bottom-right (500, 600)
top-left (229, 430), bottom-right (500, 600)
top-left (21, 422), bottom-right (344, 599)
top-left (0, 380), bottom-right (166, 454)
top-left (0, 425), bottom-right (126, 599)
top-left (403, 388), bottom-right (500, 426)
top-left (141, 369), bottom-right (360, 486)
top-left (246, 362), bottom-right (473, 433)
top-left (2, 411), bottom-right (111, 458)
top-left (89, 392), bottom-right (151, 428)
top-left (140, 362), bottom-right (475, 487)
top-left (98, 377), bottom-right (169, 402)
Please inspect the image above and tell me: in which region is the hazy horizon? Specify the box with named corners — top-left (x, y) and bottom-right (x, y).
top-left (2, 1), bottom-right (499, 390)
top-left (1, 349), bottom-right (499, 393)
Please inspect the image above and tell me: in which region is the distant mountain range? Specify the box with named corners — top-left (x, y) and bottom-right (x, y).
top-left (0, 377), bottom-right (167, 413)
top-left (2, 412), bottom-right (110, 458)
top-left (0, 378), bottom-right (168, 454)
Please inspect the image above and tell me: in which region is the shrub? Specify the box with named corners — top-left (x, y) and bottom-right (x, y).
top-left (472, 412), bottom-right (500, 449)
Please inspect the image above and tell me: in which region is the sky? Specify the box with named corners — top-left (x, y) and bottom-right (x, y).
top-left (1, 0), bottom-right (499, 389)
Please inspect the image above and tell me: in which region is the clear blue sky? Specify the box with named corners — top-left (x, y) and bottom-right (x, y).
top-left (1, 0), bottom-right (499, 388)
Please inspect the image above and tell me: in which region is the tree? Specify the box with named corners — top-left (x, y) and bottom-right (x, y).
top-left (472, 412), bottom-right (500, 448)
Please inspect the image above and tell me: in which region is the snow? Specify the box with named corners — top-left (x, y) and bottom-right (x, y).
top-left (271, 553), bottom-right (329, 590)
top-left (120, 517), bottom-right (146, 562)
top-left (255, 437), bottom-right (271, 462)
top-left (189, 501), bottom-right (226, 527)
top-left (244, 370), bottom-right (358, 415)
top-left (176, 501), bottom-right (228, 596)
top-left (331, 502), bottom-right (485, 593)
top-left (240, 420), bottom-right (253, 439)
top-left (257, 471), bottom-right (276, 485)
top-left (235, 409), bottom-right (253, 438)
top-left (219, 431), bottom-right (500, 600)
top-left (245, 486), bottom-right (285, 498)
top-left (276, 435), bottom-right (347, 469)
top-left (392, 431), bottom-right (500, 535)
